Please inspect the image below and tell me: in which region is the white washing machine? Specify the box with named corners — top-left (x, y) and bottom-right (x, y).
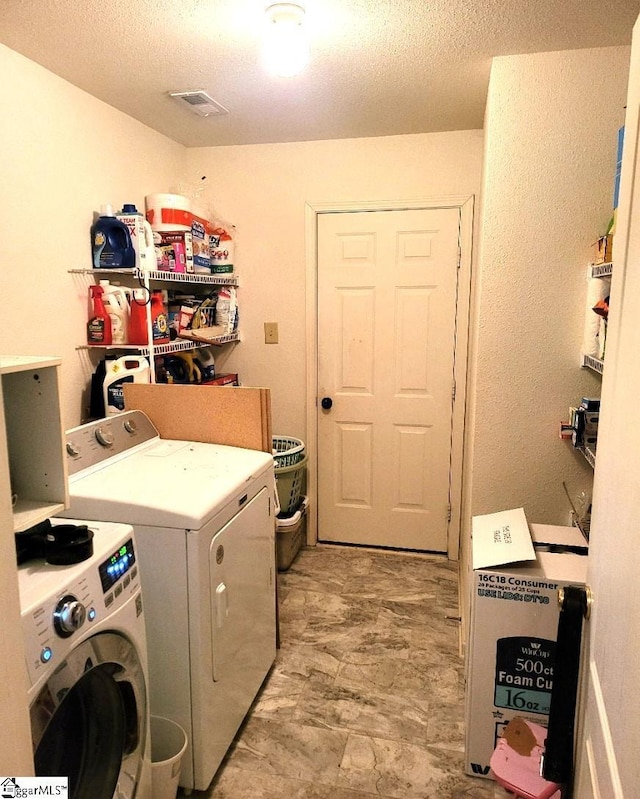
top-left (18, 518), bottom-right (151, 799)
top-left (59, 410), bottom-right (277, 793)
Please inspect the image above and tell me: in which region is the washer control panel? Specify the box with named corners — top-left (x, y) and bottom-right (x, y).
top-left (20, 536), bottom-right (141, 686)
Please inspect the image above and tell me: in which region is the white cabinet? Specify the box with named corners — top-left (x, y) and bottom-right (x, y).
top-left (0, 355), bottom-right (69, 533)
top-left (72, 268), bottom-right (240, 382)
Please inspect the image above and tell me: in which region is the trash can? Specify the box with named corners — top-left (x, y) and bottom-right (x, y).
top-left (150, 716), bottom-right (188, 799)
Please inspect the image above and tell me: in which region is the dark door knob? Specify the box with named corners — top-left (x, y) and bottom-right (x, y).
top-left (321, 397), bottom-right (333, 410)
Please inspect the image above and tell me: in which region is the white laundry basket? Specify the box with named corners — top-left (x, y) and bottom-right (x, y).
top-left (150, 716), bottom-right (188, 799)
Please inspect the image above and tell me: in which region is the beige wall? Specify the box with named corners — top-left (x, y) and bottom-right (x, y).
top-left (184, 132), bottom-right (484, 437)
top-left (0, 43), bottom-right (187, 771)
top-left (0, 44), bottom-right (186, 428)
top-left (469, 44), bottom-right (629, 521)
top-left (460, 45), bottom-right (630, 635)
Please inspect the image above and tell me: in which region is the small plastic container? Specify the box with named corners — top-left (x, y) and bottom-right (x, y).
top-left (276, 497), bottom-right (308, 570)
top-left (150, 716), bottom-right (188, 799)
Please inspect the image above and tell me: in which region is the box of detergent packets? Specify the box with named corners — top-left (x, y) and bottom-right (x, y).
top-left (464, 507), bottom-right (588, 780)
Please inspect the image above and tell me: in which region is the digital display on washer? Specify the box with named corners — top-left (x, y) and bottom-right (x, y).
top-left (99, 538), bottom-right (136, 593)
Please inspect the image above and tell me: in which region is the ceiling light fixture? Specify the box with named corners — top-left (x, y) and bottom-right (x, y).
top-left (263, 3), bottom-right (309, 78)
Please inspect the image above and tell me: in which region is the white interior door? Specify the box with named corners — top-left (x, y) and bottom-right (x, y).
top-left (317, 207), bottom-right (461, 552)
top-left (573, 14), bottom-right (640, 796)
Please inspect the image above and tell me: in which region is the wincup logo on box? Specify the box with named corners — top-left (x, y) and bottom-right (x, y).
top-left (0, 777), bottom-right (68, 797)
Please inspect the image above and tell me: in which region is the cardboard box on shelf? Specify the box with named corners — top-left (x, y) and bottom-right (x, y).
top-left (154, 230), bottom-right (194, 272)
top-left (191, 219), bottom-right (210, 271)
top-left (592, 234), bottom-right (613, 265)
top-left (202, 373), bottom-right (239, 386)
top-left (464, 508), bottom-right (588, 780)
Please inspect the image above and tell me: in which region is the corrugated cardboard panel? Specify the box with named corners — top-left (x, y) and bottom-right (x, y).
top-left (123, 383), bottom-right (272, 452)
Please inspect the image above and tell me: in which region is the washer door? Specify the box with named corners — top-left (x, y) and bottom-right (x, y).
top-left (30, 632), bottom-right (147, 799)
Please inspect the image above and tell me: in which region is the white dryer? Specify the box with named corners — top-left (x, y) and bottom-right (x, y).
top-left (18, 519), bottom-right (151, 799)
top-left (59, 410), bottom-right (277, 793)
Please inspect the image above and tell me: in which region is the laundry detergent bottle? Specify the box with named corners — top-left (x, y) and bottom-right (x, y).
top-left (128, 289), bottom-right (149, 345)
top-left (116, 203), bottom-right (157, 270)
top-left (87, 284), bottom-right (112, 345)
top-left (99, 280), bottom-right (129, 344)
top-left (103, 356), bottom-right (151, 415)
top-left (91, 204), bottom-right (135, 269)
top-left (151, 290), bottom-right (170, 344)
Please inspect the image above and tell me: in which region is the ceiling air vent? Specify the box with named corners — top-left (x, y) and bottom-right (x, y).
top-left (168, 91), bottom-right (229, 118)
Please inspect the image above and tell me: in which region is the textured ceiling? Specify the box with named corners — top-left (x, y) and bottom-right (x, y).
top-left (1, 0), bottom-right (639, 147)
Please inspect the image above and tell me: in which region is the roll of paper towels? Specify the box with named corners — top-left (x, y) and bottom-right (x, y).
top-left (145, 193), bottom-right (192, 231)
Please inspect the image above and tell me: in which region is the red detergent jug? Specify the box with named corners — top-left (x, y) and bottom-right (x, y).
top-left (87, 285), bottom-right (112, 345)
top-left (128, 289), bottom-right (148, 345)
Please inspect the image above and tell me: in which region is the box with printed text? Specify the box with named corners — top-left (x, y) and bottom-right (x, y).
top-left (464, 508), bottom-right (588, 780)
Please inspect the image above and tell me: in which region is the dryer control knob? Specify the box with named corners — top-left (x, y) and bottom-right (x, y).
top-left (95, 426), bottom-right (114, 447)
top-left (53, 594), bottom-right (87, 637)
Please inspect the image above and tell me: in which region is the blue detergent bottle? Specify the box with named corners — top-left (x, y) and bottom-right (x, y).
top-left (91, 203), bottom-right (135, 268)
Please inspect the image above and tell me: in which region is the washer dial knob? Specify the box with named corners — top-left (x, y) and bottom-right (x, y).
top-left (53, 594), bottom-right (87, 637)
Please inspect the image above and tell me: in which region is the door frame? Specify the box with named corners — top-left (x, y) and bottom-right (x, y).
top-left (305, 195), bottom-right (475, 559)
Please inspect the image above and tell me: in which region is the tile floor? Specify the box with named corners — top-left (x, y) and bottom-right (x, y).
top-left (193, 544), bottom-right (508, 799)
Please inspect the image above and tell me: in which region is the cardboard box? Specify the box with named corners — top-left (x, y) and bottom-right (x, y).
top-left (202, 373), bottom-right (239, 386)
top-left (191, 220), bottom-right (210, 271)
top-left (154, 230), bottom-right (194, 273)
top-left (464, 508), bottom-right (588, 779)
top-left (592, 234), bottom-right (613, 265)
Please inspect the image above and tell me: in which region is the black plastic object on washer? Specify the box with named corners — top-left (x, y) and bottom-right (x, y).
top-left (45, 523), bottom-right (94, 565)
top-left (15, 519), bottom-right (94, 565)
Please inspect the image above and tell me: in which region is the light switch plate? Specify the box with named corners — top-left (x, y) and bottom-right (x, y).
top-left (264, 322), bottom-right (279, 344)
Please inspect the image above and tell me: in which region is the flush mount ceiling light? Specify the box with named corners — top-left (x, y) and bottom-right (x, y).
top-left (263, 3), bottom-right (309, 78)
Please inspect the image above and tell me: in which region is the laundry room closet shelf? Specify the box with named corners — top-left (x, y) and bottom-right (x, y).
top-left (582, 354), bottom-right (605, 374)
top-left (69, 267), bottom-right (239, 287)
top-left (71, 267), bottom-right (240, 382)
top-left (578, 444), bottom-right (597, 469)
top-left (76, 333), bottom-right (240, 356)
top-left (589, 261), bottom-right (613, 279)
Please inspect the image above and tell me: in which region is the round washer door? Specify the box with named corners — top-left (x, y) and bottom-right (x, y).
top-left (30, 631), bottom-right (147, 799)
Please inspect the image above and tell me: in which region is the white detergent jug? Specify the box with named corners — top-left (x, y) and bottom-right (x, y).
top-left (103, 356), bottom-right (150, 416)
top-left (117, 204), bottom-right (158, 271)
top-left (138, 216), bottom-right (157, 270)
top-left (99, 280), bottom-right (130, 344)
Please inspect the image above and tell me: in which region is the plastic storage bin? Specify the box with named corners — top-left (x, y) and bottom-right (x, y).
top-left (276, 496), bottom-right (308, 570)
